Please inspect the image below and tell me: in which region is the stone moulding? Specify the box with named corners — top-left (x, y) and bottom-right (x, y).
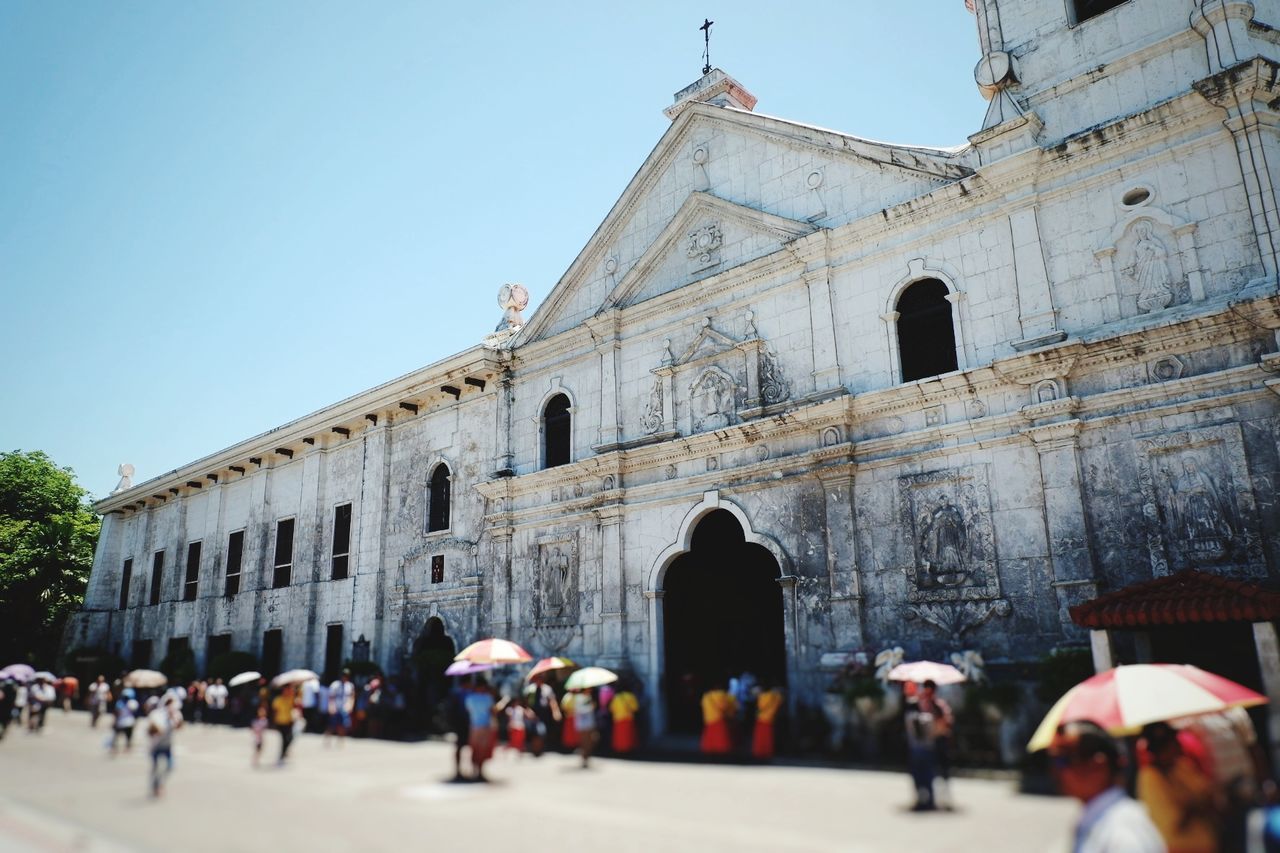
top-left (906, 599), bottom-right (1011, 644)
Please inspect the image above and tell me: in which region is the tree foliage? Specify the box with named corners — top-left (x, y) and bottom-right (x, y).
top-left (0, 450), bottom-right (100, 667)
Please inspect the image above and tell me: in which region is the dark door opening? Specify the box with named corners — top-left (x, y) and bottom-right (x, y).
top-left (261, 629), bottom-right (283, 677)
top-left (662, 509), bottom-right (786, 735)
top-left (323, 624), bottom-right (344, 682)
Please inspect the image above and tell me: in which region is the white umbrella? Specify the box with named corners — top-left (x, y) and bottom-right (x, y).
top-left (271, 669), bottom-right (319, 688)
top-left (887, 661), bottom-right (966, 686)
top-left (228, 671), bottom-right (261, 688)
top-left (33, 671), bottom-right (56, 682)
top-left (122, 669), bottom-right (168, 689)
top-left (564, 666), bottom-right (619, 691)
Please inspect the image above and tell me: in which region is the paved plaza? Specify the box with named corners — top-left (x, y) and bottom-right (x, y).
top-left (0, 711), bottom-right (1075, 853)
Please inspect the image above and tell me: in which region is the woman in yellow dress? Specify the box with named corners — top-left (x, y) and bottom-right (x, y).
top-left (609, 687), bottom-right (639, 754)
top-left (700, 683), bottom-right (737, 755)
top-left (751, 684), bottom-right (783, 760)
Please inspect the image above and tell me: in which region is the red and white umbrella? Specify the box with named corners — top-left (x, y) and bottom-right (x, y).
top-left (444, 660), bottom-right (495, 677)
top-left (454, 638), bottom-right (533, 666)
top-left (887, 661), bottom-right (966, 686)
top-left (527, 657), bottom-right (576, 680)
top-left (1028, 663), bottom-right (1267, 752)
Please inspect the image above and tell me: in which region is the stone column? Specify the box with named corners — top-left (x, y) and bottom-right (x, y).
top-left (1009, 206), bottom-right (1066, 350)
top-left (597, 505), bottom-right (626, 667)
top-left (1253, 621), bottom-right (1280, 769)
top-left (816, 464), bottom-right (863, 649)
top-left (1022, 419), bottom-right (1099, 631)
top-left (645, 589), bottom-right (666, 736)
top-left (488, 526), bottom-right (513, 637)
top-left (492, 374), bottom-right (514, 474)
top-left (299, 442), bottom-right (326, 672)
top-left (352, 416), bottom-right (392, 664)
top-left (804, 259), bottom-right (842, 390)
top-left (589, 314), bottom-right (622, 450)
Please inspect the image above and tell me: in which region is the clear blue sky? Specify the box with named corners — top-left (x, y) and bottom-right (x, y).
top-left (0, 2), bottom-right (986, 501)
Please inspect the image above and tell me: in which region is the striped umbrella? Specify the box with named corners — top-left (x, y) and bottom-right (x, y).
top-left (1027, 663), bottom-right (1267, 752)
top-left (887, 661), bottom-right (966, 685)
top-left (454, 638), bottom-right (533, 665)
top-left (526, 657), bottom-right (576, 680)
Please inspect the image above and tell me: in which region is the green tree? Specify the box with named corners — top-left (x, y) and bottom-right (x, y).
top-left (0, 450), bottom-right (100, 667)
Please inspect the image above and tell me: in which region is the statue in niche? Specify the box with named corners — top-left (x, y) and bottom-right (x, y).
top-left (920, 501), bottom-right (970, 588)
top-left (692, 371), bottom-right (734, 431)
top-left (1131, 221), bottom-right (1175, 313)
top-left (1034, 380), bottom-right (1059, 404)
top-left (1164, 457), bottom-right (1234, 560)
top-left (543, 547), bottom-right (572, 616)
top-left (640, 378), bottom-right (664, 435)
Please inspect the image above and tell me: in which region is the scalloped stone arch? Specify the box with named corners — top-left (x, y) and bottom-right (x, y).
top-left (647, 490), bottom-right (792, 591)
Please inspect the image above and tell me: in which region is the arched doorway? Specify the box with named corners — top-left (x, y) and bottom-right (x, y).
top-left (661, 509), bottom-right (786, 734)
top-left (411, 616), bottom-right (455, 732)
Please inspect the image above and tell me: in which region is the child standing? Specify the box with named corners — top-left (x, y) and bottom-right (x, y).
top-left (250, 705), bottom-right (268, 767)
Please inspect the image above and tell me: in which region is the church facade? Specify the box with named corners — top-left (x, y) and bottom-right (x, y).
top-left (69, 0), bottom-right (1280, 733)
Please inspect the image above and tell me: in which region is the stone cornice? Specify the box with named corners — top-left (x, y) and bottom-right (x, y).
top-left (97, 348), bottom-right (504, 514)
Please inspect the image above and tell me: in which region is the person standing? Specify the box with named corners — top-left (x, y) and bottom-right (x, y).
top-left (299, 677), bottom-right (320, 733)
top-left (574, 689), bottom-right (599, 769)
top-left (560, 689), bottom-right (579, 753)
top-left (1138, 721), bottom-right (1221, 852)
top-left (1050, 720), bottom-right (1164, 852)
top-left (699, 683), bottom-right (737, 756)
top-left (904, 693), bottom-right (938, 811)
top-left (204, 678), bottom-right (228, 726)
top-left (88, 676), bottom-right (111, 728)
top-left (446, 676), bottom-right (472, 780)
top-left (751, 683), bottom-right (784, 760)
top-left (28, 678), bottom-right (56, 732)
top-left (0, 681), bottom-right (14, 740)
top-left (326, 670), bottom-right (356, 746)
top-left (110, 688), bottom-right (139, 754)
top-left (527, 678), bottom-right (561, 755)
top-left (464, 679), bottom-right (497, 781)
top-left (146, 695), bottom-right (183, 798)
top-left (917, 679), bottom-right (955, 809)
top-left (250, 705), bottom-right (268, 767)
top-left (271, 685), bottom-right (299, 765)
top-left (609, 685), bottom-right (639, 755)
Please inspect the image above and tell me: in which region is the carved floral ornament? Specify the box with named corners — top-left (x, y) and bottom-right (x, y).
top-left (640, 313), bottom-right (791, 437)
top-left (686, 221), bottom-right (724, 269)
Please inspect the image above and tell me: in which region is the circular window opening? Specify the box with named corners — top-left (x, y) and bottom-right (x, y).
top-left (1122, 187), bottom-right (1151, 207)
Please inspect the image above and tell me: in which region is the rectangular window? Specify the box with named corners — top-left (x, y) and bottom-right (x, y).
top-left (167, 636), bottom-right (189, 659)
top-left (131, 639), bottom-right (153, 669)
top-left (431, 554), bottom-right (444, 585)
top-left (261, 628), bottom-right (283, 677)
top-left (225, 530), bottom-right (244, 596)
top-left (331, 503), bottom-right (352, 580)
top-left (183, 541), bottom-right (201, 602)
top-left (149, 551), bottom-right (164, 606)
top-left (324, 624), bottom-right (344, 681)
top-left (119, 559), bottom-right (133, 610)
top-left (207, 633), bottom-right (232, 665)
top-left (1072, 0), bottom-right (1127, 24)
top-left (273, 519), bottom-right (294, 589)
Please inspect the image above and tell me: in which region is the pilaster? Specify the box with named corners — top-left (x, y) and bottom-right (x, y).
top-left (596, 505), bottom-right (626, 667)
top-left (816, 464), bottom-right (864, 650)
top-left (1008, 205), bottom-right (1067, 350)
top-left (804, 248), bottom-right (841, 390)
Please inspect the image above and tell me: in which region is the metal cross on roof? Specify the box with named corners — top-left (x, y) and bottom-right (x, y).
top-left (700, 18), bottom-right (714, 75)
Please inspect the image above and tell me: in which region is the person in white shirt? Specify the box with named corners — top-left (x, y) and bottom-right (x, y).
top-left (300, 677), bottom-right (320, 732)
top-left (88, 676), bottom-right (112, 728)
top-left (146, 695), bottom-right (183, 798)
top-left (326, 671), bottom-right (356, 745)
top-left (27, 680), bottom-right (56, 732)
top-left (204, 678), bottom-right (228, 725)
top-left (1049, 720), bottom-right (1165, 853)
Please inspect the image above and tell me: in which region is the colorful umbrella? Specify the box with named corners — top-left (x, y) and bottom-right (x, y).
top-left (271, 669), bottom-right (319, 688)
top-left (444, 660), bottom-right (495, 677)
top-left (887, 661), bottom-right (966, 685)
top-left (564, 666), bottom-right (618, 691)
top-left (228, 671), bottom-right (261, 688)
top-left (122, 669), bottom-right (167, 689)
top-left (454, 638), bottom-right (533, 665)
top-left (526, 657), bottom-right (576, 680)
top-left (0, 664), bottom-right (35, 683)
top-left (1027, 664), bottom-right (1268, 752)
top-left (33, 671), bottom-right (56, 682)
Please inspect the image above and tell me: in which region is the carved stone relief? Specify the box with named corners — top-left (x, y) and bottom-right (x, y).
top-left (1149, 356), bottom-right (1184, 383)
top-left (1137, 425), bottom-right (1264, 576)
top-left (898, 465), bottom-right (1001, 603)
top-left (690, 367), bottom-right (736, 431)
top-left (535, 539), bottom-right (579, 625)
top-left (1032, 379), bottom-right (1062, 404)
top-left (640, 378), bottom-right (664, 435)
top-left (759, 349), bottom-right (790, 405)
top-left (687, 221), bottom-right (723, 270)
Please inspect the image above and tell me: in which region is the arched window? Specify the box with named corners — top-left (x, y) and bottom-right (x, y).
top-left (427, 464), bottom-right (450, 532)
top-left (896, 278), bottom-right (958, 382)
top-left (543, 394), bottom-right (571, 469)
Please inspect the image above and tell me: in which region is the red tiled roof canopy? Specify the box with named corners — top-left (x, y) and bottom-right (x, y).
top-left (1070, 569), bottom-right (1280, 629)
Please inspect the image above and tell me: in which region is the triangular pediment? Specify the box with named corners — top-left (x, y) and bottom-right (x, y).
top-left (604, 192), bottom-right (816, 309)
top-left (516, 102), bottom-right (972, 345)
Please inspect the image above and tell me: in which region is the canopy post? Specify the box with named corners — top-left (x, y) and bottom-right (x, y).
top-left (1089, 629), bottom-right (1114, 673)
top-left (1252, 621), bottom-right (1280, 771)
